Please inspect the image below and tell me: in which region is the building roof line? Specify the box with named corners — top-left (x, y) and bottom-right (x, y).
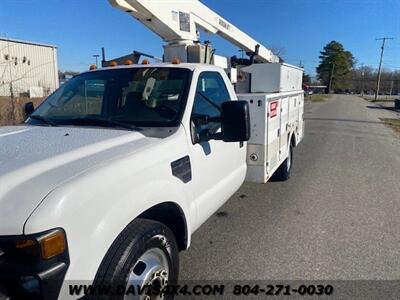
top-left (0, 37), bottom-right (57, 48)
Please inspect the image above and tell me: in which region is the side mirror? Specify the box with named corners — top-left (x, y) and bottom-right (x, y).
top-left (220, 100), bottom-right (250, 142)
top-left (24, 102), bottom-right (34, 116)
top-left (191, 100), bottom-right (251, 144)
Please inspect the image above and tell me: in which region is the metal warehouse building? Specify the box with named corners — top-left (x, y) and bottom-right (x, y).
top-left (0, 37), bottom-right (59, 97)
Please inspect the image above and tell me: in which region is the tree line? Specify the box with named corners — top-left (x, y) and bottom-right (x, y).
top-left (349, 67), bottom-right (399, 95)
top-left (312, 40), bottom-right (399, 95)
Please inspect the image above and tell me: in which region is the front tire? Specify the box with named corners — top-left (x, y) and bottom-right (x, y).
top-left (94, 219), bottom-right (179, 300)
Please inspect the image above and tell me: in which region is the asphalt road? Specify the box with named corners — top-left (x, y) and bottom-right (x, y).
top-left (179, 95), bottom-right (400, 285)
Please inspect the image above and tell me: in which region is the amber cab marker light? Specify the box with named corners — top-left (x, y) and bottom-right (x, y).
top-left (89, 64), bottom-right (97, 70)
top-left (16, 239), bottom-right (35, 249)
top-left (142, 59), bottom-right (150, 65)
top-left (109, 61), bottom-right (118, 67)
top-left (171, 57), bottom-right (180, 64)
top-left (41, 231), bottom-right (66, 259)
top-left (124, 59), bottom-right (134, 65)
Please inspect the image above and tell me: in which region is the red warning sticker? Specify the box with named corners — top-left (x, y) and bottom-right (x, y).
top-left (270, 101), bottom-right (279, 118)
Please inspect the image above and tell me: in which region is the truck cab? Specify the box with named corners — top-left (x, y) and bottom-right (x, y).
top-left (0, 63), bottom-right (251, 299)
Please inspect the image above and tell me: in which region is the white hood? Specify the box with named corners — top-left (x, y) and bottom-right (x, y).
top-left (0, 125), bottom-right (155, 235)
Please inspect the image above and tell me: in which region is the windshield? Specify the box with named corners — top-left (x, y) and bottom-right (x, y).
top-left (29, 67), bottom-right (191, 128)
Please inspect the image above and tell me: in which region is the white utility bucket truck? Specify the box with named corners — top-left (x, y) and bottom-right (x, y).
top-left (0, 0), bottom-right (304, 299)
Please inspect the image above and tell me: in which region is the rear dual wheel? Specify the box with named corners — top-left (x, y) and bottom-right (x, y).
top-left (276, 144), bottom-right (293, 181)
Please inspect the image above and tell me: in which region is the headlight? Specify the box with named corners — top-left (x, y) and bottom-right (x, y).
top-left (0, 228), bottom-right (69, 300)
top-left (2, 228), bottom-right (67, 260)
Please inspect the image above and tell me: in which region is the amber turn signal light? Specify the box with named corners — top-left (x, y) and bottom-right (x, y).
top-left (16, 239), bottom-right (35, 249)
top-left (41, 230), bottom-right (66, 259)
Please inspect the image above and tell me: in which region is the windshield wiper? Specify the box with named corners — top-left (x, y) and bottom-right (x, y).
top-left (196, 92), bottom-right (221, 112)
top-left (62, 116), bottom-right (141, 131)
top-left (29, 115), bottom-right (58, 126)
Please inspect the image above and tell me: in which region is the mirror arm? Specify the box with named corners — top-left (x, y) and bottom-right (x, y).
top-left (208, 132), bottom-right (223, 140)
top-left (192, 114), bottom-right (223, 143)
top-left (192, 115), bottom-right (208, 126)
top-left (208, 116), bottom-right (221, 123)
top-left (199, 130), bottom-right (223, 142)
top-left (192, 114), bottom-right (222, 126)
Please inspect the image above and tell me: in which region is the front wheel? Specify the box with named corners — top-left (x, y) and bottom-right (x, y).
top-left (275, 144), bottom-right (293, 181)
top-left (94, 219), bottom-right (179, 300)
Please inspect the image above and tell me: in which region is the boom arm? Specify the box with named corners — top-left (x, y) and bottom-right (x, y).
top-left (109, 0), bottom-right (279, 63)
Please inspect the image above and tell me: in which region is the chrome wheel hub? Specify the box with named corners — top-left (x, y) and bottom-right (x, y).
top-left (124, 246), bottom-right (169, 300)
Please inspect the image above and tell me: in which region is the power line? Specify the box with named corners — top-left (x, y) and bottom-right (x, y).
top-left (374, 37), bottom-right (394, 100)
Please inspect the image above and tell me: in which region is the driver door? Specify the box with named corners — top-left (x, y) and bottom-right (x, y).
top-left (189, 71), bottom-right (247, 229)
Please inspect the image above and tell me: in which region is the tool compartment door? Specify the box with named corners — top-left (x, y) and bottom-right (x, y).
top-left (297, 93), bottom-right (304, 141)
top-left (279, 96), bottom-right (290, 161)
top-left (266, 97), bottom-right (281, 175)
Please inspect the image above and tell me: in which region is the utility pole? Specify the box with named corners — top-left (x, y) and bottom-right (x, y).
top-left (328, 62), bottom-right (335, 93)
top-left (374, 37), bottom-right (394, 101)
top-left (6, 36), bottom-right (15, 123)
top-left (93, 54), bottom-right (100, 68)
top-left (361, 70), bottom-right (365, 97)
